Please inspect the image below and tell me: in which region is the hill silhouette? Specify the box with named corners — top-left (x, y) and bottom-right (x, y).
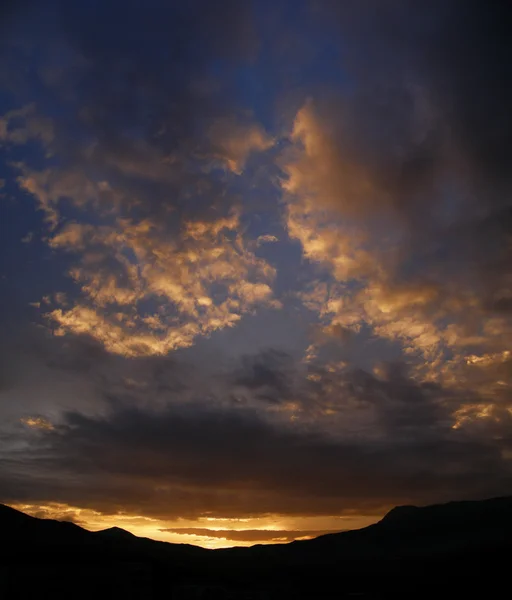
top-left (1, 496), bottom-right (511, 598)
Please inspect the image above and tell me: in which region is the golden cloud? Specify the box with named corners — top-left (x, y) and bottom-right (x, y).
top-left (21, 416), bottom-right (55, 431)
top-left (47, 211), bottom-right (278, 356)
top-left (257, 234), bottom-right (279, 245)
top-left (282, 101), bottom-right (511, 405)
top-left (159, 527), bottom-right (338, 543)
top-left (208, 117), bottom-right (274, 174)
top-left (16, 166), bottom-right (107, 230)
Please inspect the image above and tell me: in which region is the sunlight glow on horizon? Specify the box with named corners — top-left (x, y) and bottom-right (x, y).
top-left (9, 502), bottom-right (380, 549)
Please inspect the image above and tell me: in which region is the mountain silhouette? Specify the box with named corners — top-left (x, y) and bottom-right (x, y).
top-left (95, 526), bottom-right (138, 539)
top-left (1, 496), bottom-right (511, 598)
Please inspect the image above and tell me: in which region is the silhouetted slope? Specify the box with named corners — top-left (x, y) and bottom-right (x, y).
top-left (280, 495), bottom-right (512, 561)
top-left (1, 503), bottom-right (207, 557)
top-left (1, 496), bottom-right (512, 598)
top-left (1, 503), bottom-right (89, 545)
top-left (96, 525), bottom-right (137, 539)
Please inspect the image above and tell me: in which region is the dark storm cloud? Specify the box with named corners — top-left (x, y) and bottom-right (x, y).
top-left (327, 0), bottom-right (512, 176)
top-left (1, 361), bottom-right (510, 520)
top-left (1, 0), bottom-right (261, 219)
top-left (328, 363), bottom-right (451, 435)
top-left (43, 333), bottom-right (112, 375)
top-left (37, 329), bottom-right (192, 407)
top-left (57, 0), bottom-right (258, 189)
top-left (234, 349), bottom-right (294, 403)
top-left (316, 0), bottom-right (512, 262)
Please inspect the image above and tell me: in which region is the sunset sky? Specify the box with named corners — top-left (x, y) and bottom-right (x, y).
top-left (1, 0), bottom-right (511, 548)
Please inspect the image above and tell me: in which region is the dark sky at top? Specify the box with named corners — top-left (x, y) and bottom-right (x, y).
top-left (0, 0), bottom-right (511, 546)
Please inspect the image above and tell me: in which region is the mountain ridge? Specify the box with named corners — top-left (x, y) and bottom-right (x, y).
top-left (3, 493), bottom-right (512, 548)
top-left (2, 495), bottom-right (511, 598)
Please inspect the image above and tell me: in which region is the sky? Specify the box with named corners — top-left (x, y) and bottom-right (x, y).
top-left (0, 0), bottom-right (511, 548)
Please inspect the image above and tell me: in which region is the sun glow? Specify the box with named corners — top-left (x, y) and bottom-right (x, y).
top-left (9, 503), bottom-right (379, 549)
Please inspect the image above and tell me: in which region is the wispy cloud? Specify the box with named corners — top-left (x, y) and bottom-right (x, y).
top-left (159, 527), bottom-right (339, 543)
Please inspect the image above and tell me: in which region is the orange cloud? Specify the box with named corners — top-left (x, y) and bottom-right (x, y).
top-left (257, 234), bottom-right (279, 245)
top-left (47, 211), bottom-right (278, 356)
top-left (21, 416), bottom-right (54, 431)
top-left (282, 101), bottom-right (511, 398)
top-left (159, 527), bottom-right (339, 543)
top-left (208, 117), bottom-right (274, 174)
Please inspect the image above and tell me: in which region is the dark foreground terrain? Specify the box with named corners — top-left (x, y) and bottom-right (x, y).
top-left (1, 496), bottom-right (511, 599)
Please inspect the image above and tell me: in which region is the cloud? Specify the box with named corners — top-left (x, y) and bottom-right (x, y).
top-left (0, 103), bottom-right (54, 146)
top-left (15, 165), bottom-right (107, 229)
top-left (234, 349), bottom-right (294, 403)
top-left (208, 117), bottom-right (274, 174)
top-left (10, 502), bottom-right (84, 525)
top-left (257, 235), bottom-right (279, 246)
top-left (20, 416), bottom-right (54, 431)
top-left (44, 211), bottom-right (278, 356)
top-left (0, 1), bottom-right (279, 357)
top-left (1, 358), bottom-right (510, 521)
top-left (159, 528), bottom-right (338, 543)
top-left (280, 1), bottom-right (512, 423)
